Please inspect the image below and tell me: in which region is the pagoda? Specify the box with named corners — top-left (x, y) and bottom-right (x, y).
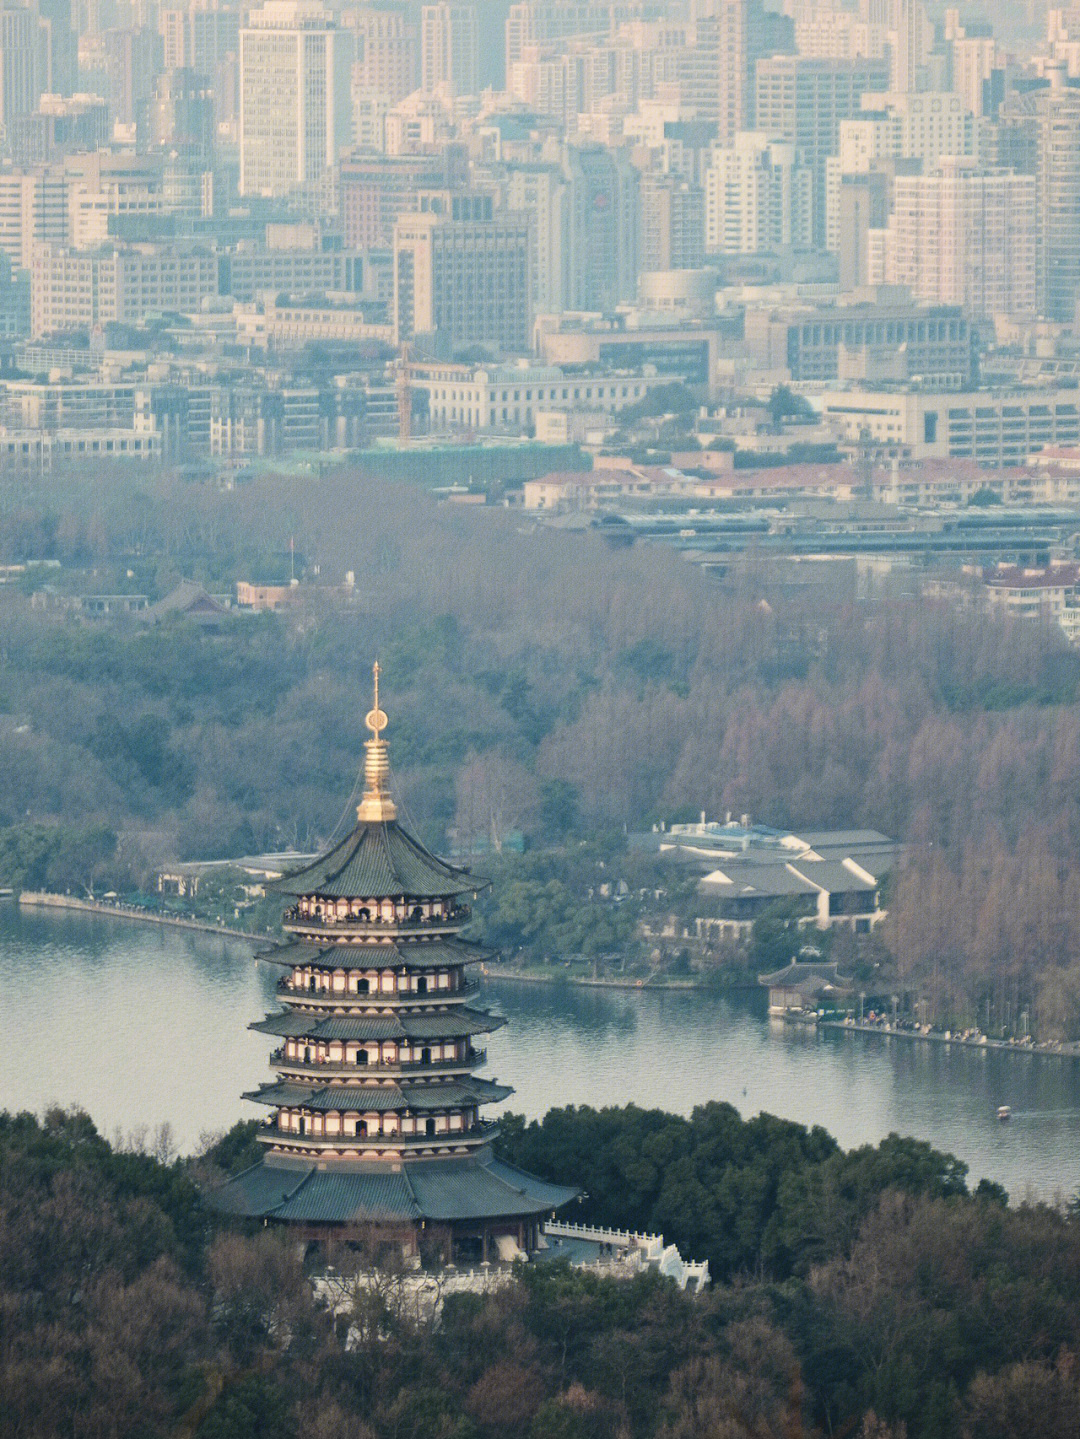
top-left (205, 664), bottom-right (578, 1264)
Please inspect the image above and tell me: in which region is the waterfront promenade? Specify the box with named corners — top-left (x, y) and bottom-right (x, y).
top-left (823, 1016), bottom-right (1080, 1061)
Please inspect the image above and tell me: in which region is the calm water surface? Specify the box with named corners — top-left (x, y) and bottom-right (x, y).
top-left (3, 905), bottom-right (1080, 1199)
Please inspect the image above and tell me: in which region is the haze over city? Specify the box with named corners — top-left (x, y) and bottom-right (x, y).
top-left (7, 0), bottom-right (1080, 1437)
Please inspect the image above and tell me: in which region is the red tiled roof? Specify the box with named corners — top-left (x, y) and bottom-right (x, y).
top-left (985, 564), bottom-right (1080, 590)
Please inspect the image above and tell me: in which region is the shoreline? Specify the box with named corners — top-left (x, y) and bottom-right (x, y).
top-left (482, 965), bottom-right (708, 993)
top-left (13, 899), bottom-right (1080, 1062)
top-left (17, 891), bottom-right (267, 942)
top-left (822, 1017), bottom-right (1080, 1061)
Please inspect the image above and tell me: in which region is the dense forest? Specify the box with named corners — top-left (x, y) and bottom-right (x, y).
top-left (4, 1102), bottom-right (1080, 1439)
top-left (2, 468), bottom-right (1080, 1032)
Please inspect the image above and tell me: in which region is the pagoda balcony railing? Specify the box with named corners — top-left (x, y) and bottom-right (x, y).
top-left (268, 1047), bottom-right (487, 1075)
top-left (276, 977), bottom-right (481, 1005)
top-left (281, 907), bottom-right (471, 938)
top-left (258, 1118), bottom-right (500, 1150)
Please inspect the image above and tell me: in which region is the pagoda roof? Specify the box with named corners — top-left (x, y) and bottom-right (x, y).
top-left (242, 1076), bottom-right (513, 1111)
top-left (250, 1006), bottom-right (507, 1042)
top-left (254, 937), bottom-right (492, 969)
top-left (203, 1150), bottom-right (580, 1224)
top-left (267, 819), bottom-right (477, 900)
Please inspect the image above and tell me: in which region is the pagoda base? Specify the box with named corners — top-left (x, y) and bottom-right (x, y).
top-left (203, 1144), bottom-right (579, 1264)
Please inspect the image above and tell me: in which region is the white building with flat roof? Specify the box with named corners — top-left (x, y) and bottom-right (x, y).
top-left (239, 0), bottom-right (349, 199)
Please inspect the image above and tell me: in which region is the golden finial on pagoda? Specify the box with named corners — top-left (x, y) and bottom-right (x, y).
top-left (357, 660), bottom-right (397, 822)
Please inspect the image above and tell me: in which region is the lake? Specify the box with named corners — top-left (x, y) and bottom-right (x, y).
top-left (3, 903), bottom-right (1080, 1200)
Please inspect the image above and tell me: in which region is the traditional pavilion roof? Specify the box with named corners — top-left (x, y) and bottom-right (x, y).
top-left (254, 937), bottom-right (492, 969)
top-left (242, 1077), bottom-right (513, 1111)
top-left (205, 1150), bottom-right (581, 1225)
top-left (267, 819), bottom-right (477, 900)
top-left (757, 959), bottom-right (854, 991)
top-left (250, 1006), bottom-right (507, 1042)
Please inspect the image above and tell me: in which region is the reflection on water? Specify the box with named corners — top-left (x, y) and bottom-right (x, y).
top-left (2, 906), bottom-right (1080, 1199)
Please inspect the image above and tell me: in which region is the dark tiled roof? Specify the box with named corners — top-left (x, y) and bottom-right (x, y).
top-left (757, 959), bottom-right (854, 990)
top-left (267, 819), bottom-right (477, 899)
top-left (204, 1151), bottom-right (580, 1224)
top-left (243, 1077), bottom-right (513, 1110)
top-left (250, 1006), bottom-right (507, 1042)
top-left (255, 937), bottom-right (491, 969)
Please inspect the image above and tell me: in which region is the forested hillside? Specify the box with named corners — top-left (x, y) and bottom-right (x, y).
top-left (2, 469), bottom-right (1080, 1031)
top-left (4, 1103), bottom-right (1080, 1439)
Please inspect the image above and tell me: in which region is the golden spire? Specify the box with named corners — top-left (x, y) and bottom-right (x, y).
top-left (357, 660), bottom-right (397, 823)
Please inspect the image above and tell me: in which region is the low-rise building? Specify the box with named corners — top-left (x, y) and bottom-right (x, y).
top-left (758, 959), bottom-right (854, 1017)
top-left (411, 359), bottom-right (666, 435)
top-left (819, 387), bottom-right (1080, 467)
top-left (984, 563), bottom-right (1080, 641)
top-left (743, 295), bottom-right (974, 387)
top-left (235, 580), bottom-right (302, 611)
top-left (632, 817), bottom-right (896, 944)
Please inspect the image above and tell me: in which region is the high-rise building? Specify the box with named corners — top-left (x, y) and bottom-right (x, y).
top-left (346, 3), bottom-right (417, 117)
top-left (36, 0), bottom-right (76, 95)
top-left (563, 141), bottom-right (639, 310)
top-left (150, 66), bottom-right (215, 155)
top-left (239, 0), bottom-right (348, 199)
top-left (420, 2), bottom-right (478, 97)
top-left (0, 2), bottom-right (42, 133)
top-left (506, 162), bottom-right (571, 312)
top-left (639, 171), bottom-right (705, 271)
top-left (889, 0), bottom-right (929, 93)
top-left (754, 55), bottom-right (890, 244)
top-left (685, 0), bottom-right (793, 143)
top-left (8, 93), bottom-right (109, 165)
top-left (340, 147), bottom-right (464, 248)
top-left (393, 191), bottom-right (532, 352)
top-left (0, 163), bottom-right (67, 268)
top-left (1034, 68), bottom-right (1080, 323)
top-left (883, 161), bottom-right (1036, 322)
top-left (705, 132), bottom-right (813, 254)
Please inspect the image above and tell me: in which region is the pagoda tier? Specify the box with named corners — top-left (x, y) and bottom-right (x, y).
top-left (204, 664), bottom-right (578, 1260)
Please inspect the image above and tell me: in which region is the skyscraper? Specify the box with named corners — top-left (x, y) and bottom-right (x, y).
top-left (0, 2), bottom-right (42, 134)
top-left (393, 191), bottom-right (532, 352)
top-left (687, 0), bottom-right (794, 143)
top-left (420, 1), bottom-right (478, 97)
top-left (239, 0), bottom-right (348, 199)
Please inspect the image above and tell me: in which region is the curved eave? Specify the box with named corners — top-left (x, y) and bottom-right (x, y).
top-left (255, 937), bottom-right (495, 969)
top-left (266, 818), bottom-right (484, 900)
top-left (203, 1151), bottom-right (581, 1225)
top-left (249, 1006), bottom-right (508, 1042)
top-left (242, 1077), bottom-right (513, 1111)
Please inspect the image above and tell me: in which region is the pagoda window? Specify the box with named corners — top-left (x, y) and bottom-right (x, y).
top-left (450, 1114), bottom-right (462, 1131)
top-left (424, 1119), bottom-right (437, 1137)
top-left (343, 1116), bottom-right (358, 1136)
top-left (421, 1045), bottom-right (432, 1065)
top-left (438, 972), bottom-right (449, 989)
top-left (356, 1048), bottom-right (368, 1066)
top-left (410, 905), bottom-right (423, 921)
top-left (358, 907), bottom-right (371, 922)
top-left (416, 975), bottom-right (428, 995)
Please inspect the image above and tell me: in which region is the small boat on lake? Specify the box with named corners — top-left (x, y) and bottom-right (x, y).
top-left (998, 1105), bottom-right (1012, 1122)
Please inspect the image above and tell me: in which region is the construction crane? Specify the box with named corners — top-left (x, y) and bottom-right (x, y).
top-left (396, 344), bottom-right (412, 444)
